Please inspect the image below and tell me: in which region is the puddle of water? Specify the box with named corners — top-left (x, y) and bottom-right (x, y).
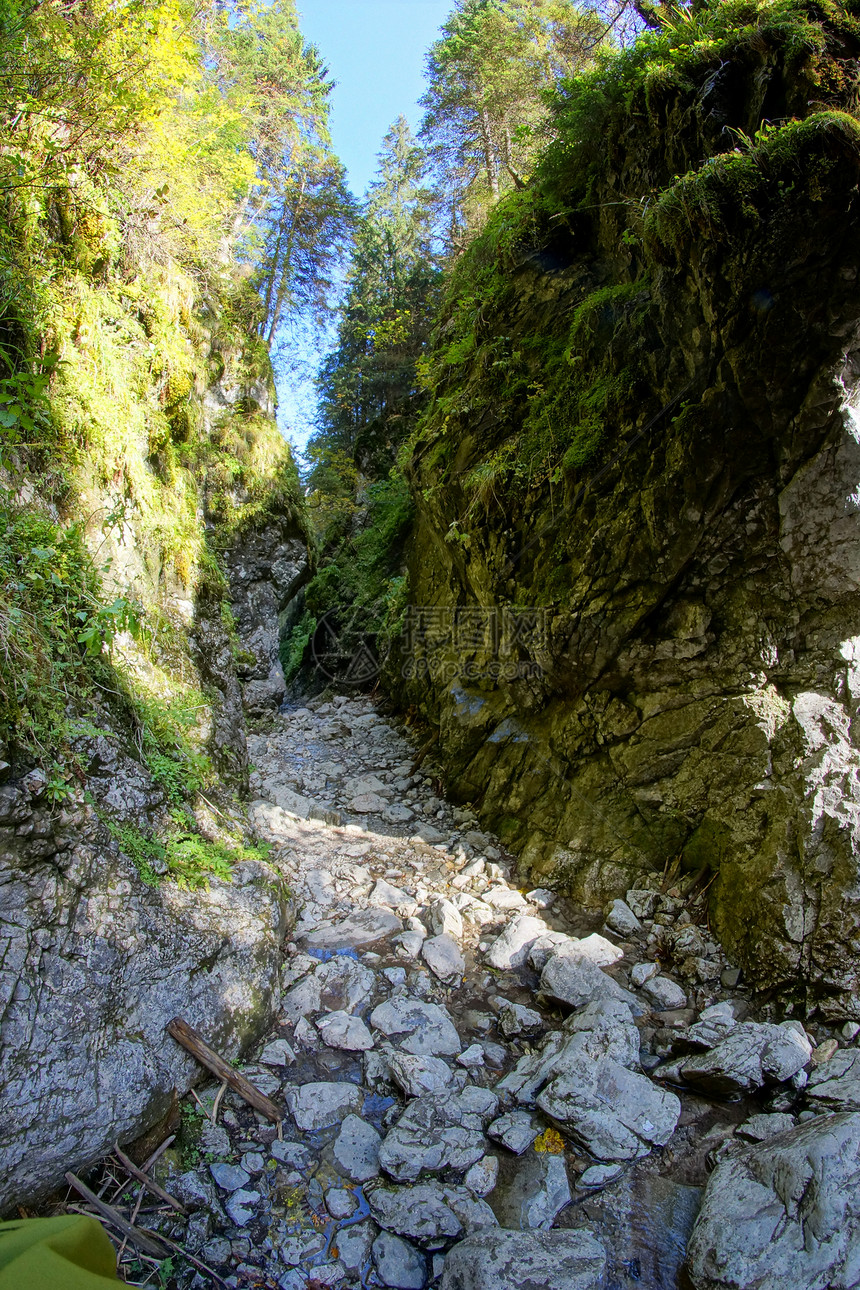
top-left (308, 947), bottom-right (361, 963)
top-left (564, 1170), bottom-right (702, 1289)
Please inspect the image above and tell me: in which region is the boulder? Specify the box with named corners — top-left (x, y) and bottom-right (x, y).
top-left (641, 976), bottom-right (687, 1010)
top-left (316, 1010), bottom-right (375, 1051)
top-left (490, 1152), bottom-right (571, 1230)
top-left (680, 1022), bottom-right (812, 1094)
top-left (422, 933), bottom-right (466, 983)
top-left (487, 1111), bottom-right (542, 1156)
top-left (0, 820), bottom-right (287, 1210)
top-left (373, 1231), bottom-right (427, 1289)
top-left (537, 1058), bottom-right (681, 1161)
top-left (378, 1090), bottom-right (496, 1182)
top-left (604, 900), bottom-right (642, 937)
top-left (440, 1228), bottom-right (606, 1290)
top-left (370, 998), bottom-right (461, 1056)
top-left (498, 1001), bottom-right (544, 1038)
top-left (464, 1155), bottom-right (499, 1197)
top-left (561, 933), bottom-right (624, 968)
top-left (333, 1114), bottom-right (383, 1182)
top-left (339, 1221), bottom-right (375, 1273)
top-left (429, 898), bottom-right (464, 940)
top-left (496, 1000), bottom-right (640, 1107)
top-left (369, 1183), bottom-right (498, 1244)
top-left (282, 954), bottom-right (375, 1021)
top-left (372, 878), bottom-right (413, 909)
top-left (387, 1050), bottom-right (458, 1098)
top-left (540, 953), bottom-right (638, 1012)
top-left (805, 1048), bottom-right (860, 1111)
top-left (305, 907), bottom-right (402, 949)
top-left (484, 916), bottom-right (549, 970)
top-left (685, 1112), bottom-right (860, 1289)
top-left (286, 1081), bottom-right (363, 1131)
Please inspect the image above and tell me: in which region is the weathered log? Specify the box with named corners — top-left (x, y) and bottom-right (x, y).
top-left (166, 1016), bottom-right (282, 1123)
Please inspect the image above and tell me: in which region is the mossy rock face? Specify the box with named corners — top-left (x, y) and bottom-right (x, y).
top-left (396, 0), bottom-right (860, 1017)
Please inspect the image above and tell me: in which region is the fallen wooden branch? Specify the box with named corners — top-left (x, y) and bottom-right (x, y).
top-left (112, 1144), bottom-right (186, 1214)
top-left (166, 1016), bottom-right (282, 1123)
top-left (64, 1173), bottom-right (169, 1260)
top-left (109, 1133), bottom-right (176, 1207)
top-left (154, 1230), bottom-right (233, 1290)
top-left (141, 1133), bottom-right (176, 1172)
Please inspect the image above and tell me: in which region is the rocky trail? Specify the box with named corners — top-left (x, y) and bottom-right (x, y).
top-left (119, 695), bottom-right (860, 1290)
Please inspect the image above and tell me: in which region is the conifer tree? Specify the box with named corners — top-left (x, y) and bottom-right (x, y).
top-left (420, 0), bottom-right (606, 243)
top-left (310, 117), bottom-right (440, 484)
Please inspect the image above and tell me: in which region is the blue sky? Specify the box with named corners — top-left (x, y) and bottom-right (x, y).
top-left (277, 0), bottom-right (451, 452)
top-left (298, 0), bottom-right (451, 198)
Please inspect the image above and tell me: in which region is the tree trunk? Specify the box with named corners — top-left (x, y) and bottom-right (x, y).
top-left (478, 106), bottom-right (499, 198)
top-left (265, 171), bottom-right (307, 347)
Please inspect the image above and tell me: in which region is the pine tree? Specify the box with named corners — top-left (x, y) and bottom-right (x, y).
top-left (310, 117), bottom-right (440, 485)
top-left (420, 0), bottom-right (606, 243)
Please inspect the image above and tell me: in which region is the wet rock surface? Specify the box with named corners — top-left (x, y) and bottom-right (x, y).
top-left (87, 694), bottom-right (858, 1289)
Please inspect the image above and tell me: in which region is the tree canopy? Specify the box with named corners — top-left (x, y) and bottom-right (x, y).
top-left (310, 117), bottom-right (441, 488)
top-left (420, 0), bottom-right (607, 242)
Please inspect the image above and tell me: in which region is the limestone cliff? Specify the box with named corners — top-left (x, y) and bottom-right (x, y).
top-left (0, 255), bottom-right (309, 1206)
top-left (397, 0), bottom-right (860, 1018)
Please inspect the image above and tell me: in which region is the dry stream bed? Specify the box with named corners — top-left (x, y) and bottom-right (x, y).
top-left (55, 695), bottom-right (860, 1290)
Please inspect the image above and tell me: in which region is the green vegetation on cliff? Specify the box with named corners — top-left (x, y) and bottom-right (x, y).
top-left (390, 0), bottom-right (860, 1010)
top-left (0, 0), bottom-right (332, 869)
top-left (410, 0), bottom-right (860, 545)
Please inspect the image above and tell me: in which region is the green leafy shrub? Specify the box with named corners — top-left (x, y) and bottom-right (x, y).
top-left (0, 501), bottom-right (140, 766)
top-left (105, 817), bottom-right (271, 890)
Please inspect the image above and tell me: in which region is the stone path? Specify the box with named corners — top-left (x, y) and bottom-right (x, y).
top-left (149, 694), bottom-right (857, 1290)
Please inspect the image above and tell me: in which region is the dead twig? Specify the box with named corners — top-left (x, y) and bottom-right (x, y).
top-left (64, 1173), bottom-right (169, 1260)
top-left (409, 731), bottom-right (438, 777)
top-left (112, 1144), bottom-right (186, 1214)
top-left (110, 1134), bottom-right (176, 1206)
top-left (152, 1230), bottom-right (233, 1289)
top-left (141, 1134), bottom-right (176, 1173)
top-left (167, 1017), bottom-right (282, 1123)
top-left (211, 1079), bottom-right (228, 1124)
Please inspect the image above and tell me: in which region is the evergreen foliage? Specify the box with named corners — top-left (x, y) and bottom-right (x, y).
top-left (420, 0), bottom-right (608, 242)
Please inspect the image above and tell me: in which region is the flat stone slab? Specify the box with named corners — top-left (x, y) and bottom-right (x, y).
top-left (305, 908), bottom-right (403, 949)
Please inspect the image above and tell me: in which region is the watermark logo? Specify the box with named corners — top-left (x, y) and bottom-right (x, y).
top-left (310, 608), bottom-right (389, 685)
top-left (309, 604), bottom-right (550, 685)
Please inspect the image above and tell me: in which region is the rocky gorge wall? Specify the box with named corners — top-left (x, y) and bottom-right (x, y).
top-left (397, 0), bottom-right (860, 1019)
top-left (0, 281), bottom-right (311, 1208)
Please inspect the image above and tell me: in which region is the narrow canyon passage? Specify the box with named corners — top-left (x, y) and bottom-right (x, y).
top-left (147, 693), bottom-right (847, 1290)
